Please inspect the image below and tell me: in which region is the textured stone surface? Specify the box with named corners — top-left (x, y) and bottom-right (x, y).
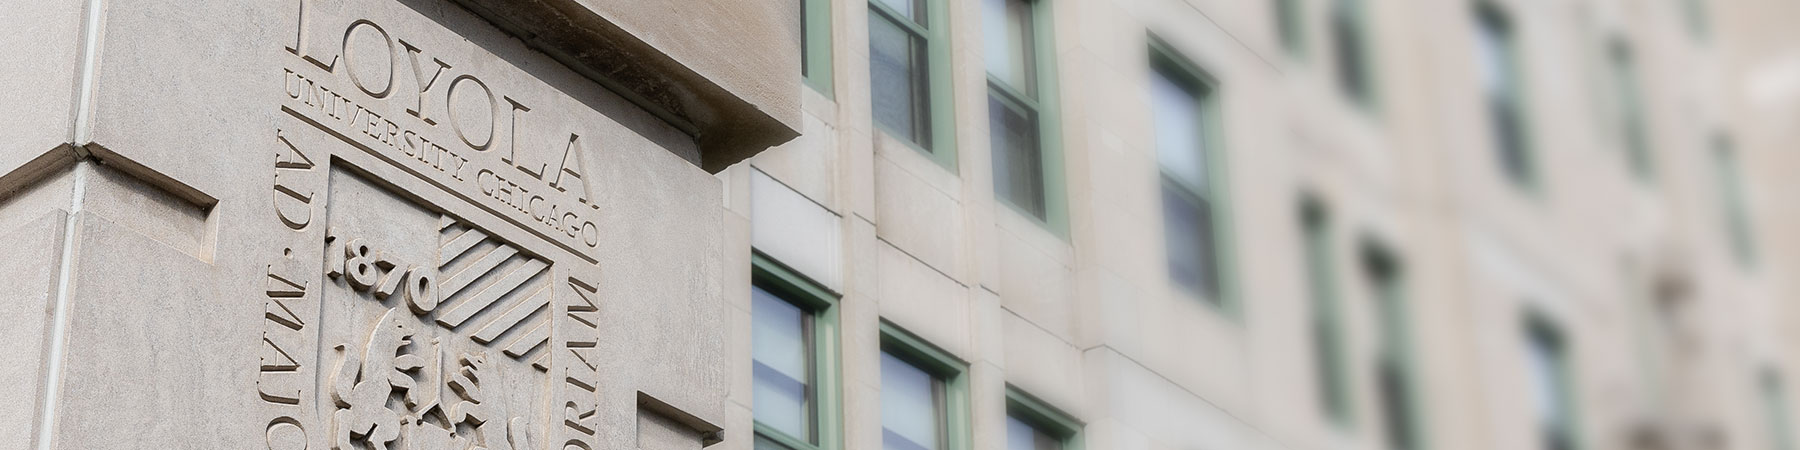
top-left (0, 0), bottom-right (785, 448)
top-left (0, 1), bottom-right (81, 174)
top-left (0, 211), bottom-right (66, 449)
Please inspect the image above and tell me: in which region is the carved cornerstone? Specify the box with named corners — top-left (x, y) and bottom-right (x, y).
top-left (256, 1), bottom-right (633, 449)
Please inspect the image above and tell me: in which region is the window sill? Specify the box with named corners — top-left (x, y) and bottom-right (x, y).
top-left (1168, 282), bottom-right (1239, 323)
top-left (873, 129), bottom-right (963, 202)
top-left (994, 199), bottom-right (1073, 266)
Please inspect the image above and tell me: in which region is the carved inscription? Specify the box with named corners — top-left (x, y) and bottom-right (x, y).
top-left (326, 220), bottom-right (554, 369)
top-left (560, 278), bottom-right (603, 450)
top-left (261, 127), bottom-right (328, 450)
top-left (263, 3), bottom-right (616, 449)
top-left (284, 0), bottom-right (607, 263)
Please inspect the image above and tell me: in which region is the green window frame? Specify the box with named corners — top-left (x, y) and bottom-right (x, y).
top-left (1525, 313), bottom-right (1583, 450)
top-left (751, 252), bottom-right (845, 450)
top-left (1607, 39), bottom-right (1655, 182)
top-left (869, 0), bottom-right (959, 168)
top-left (802, 0), bottom-right (835, 96)
top-left (1149, 39), bottom-right (1240, 315)
top-left (1362, 242), bottom-right (1425, 450)
top-left (878, 320), bottom-right (972, 450)
top-left (1005, 387), bottom-right (1083, 450)
top-left (1301, 198), bottom-right (1354, 427)
top-left (1474, 3), bottom-right (1537, 190)
top-left (1761, 369), bottom-right (1798, 450)
top-left (1274, 0), bottom-right (1307, 58)
top-left (1711, 134), bottom-right (1757, 268)
top-left (984, 0), bottom-right (1067, 233)
top-left (1329, 0), bottom-right (1378, 109)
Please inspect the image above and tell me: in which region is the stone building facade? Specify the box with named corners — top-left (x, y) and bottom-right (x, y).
top-left (724, 1), bottom-right (1800, 450)
top-left (0, 0), bottom-right (1797, 449)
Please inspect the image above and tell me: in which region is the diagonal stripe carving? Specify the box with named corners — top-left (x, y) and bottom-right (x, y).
top-left (436, 217), bottom-right (553, 370)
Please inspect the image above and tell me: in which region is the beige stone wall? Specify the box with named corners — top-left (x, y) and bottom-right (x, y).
top-left (0, 0), bottom-right (1792, 448)
top-left (0, 0), bottom-right (797, 448)
top-left (723, 1), bottom-right (1800, 450)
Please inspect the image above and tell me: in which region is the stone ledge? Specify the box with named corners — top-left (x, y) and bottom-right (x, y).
top-left (453, 0), bottom-right (802, 173)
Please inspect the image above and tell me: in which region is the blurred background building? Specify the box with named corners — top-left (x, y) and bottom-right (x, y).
top-left (721, 0), bottom-right (1800, 450)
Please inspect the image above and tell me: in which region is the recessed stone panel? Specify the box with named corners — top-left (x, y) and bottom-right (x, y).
top-left (255, 96), bottom-right (607, 449)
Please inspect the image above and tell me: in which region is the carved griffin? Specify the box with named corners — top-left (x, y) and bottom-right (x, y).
top-left (330, 307), bottom-right (426, 450)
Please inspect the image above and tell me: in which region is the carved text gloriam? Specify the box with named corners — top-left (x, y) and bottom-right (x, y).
top-left (264, 4), bottom-right (611, 450)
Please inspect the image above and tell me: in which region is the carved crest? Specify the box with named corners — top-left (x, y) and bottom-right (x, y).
top-left (329, 309), bottom-right (533, 450)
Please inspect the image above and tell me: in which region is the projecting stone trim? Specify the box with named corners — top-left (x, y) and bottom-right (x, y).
top-left (451, 0), bottom-right (803, 173)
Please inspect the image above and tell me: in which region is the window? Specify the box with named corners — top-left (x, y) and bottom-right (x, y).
top-left (1526, 317), bottom-right (1578, 450)
top-left (753, 288), bottom-right (814, 443)
top-left (1608, 40), bottom-right (1654, 180)
top-left (880, 322), bottom-right (970, 450)
top-left (881, 354), bottom-right (944, 450)
top-left (1151, 44), bottom-right (1233, 308)
top-left (1761, 370), bottom-right (1797, 450)
top-left (752, 254), bottom-right (843, 450)
top-left (1007, 417), bottom-right (1060, 450)
top-left (985, 0), bottom-right (1061, 225)
top-left (1301, 199), bottom-right (1353, 426)
top-left (1005, 388), bottom-right (1081, 450)
top-left (1711, 135), bottom-right (1757, 267)
top-left (870, 0), bottom-right (954, 164)
top-left (1682, 0), bottom-right (1710, 41)
top-left (1330, 0), bottom-right (1374, 107)
top-left (1363, 244), bottom-right (1421, 450)
top-left (1475, 5), bottom-right (1534, 188)
top-left (801, 0), bottom-right (834, 95)
top-left (1274, 0), bottom-right (1306, 57)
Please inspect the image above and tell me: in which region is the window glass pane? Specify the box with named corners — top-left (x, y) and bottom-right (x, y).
top-left (1006, 416), bottom-right (1062, 450)
top-left (983, 0), bottom-right (1036, 94)
top-left (1683, 0), bottom-right (1710, 38)
top-left (752, 286), bottom-right (813, 441)
top-left (871, 15), bottom-right (932, 149)
top-left (1490, 98), bottom-right (1528, 179)
top-left (1609, 42), bottom-right (1652, 177)
top-left (990, 94), bottom-right (1045, 219)
top-left (1151, 70), bottom-right (1208, 192)
top-left (882, 352), bottom-right (943, 450)
top-left (1528, 327), bottom-right (1574, 450)
top-left (1527, 336), bottom-right (1564, 426)
top-left (1476, 10), bottom-right (1531, 184)
top-left (1612, 43), bottom-right (1641, 112)
top-left (1162, 183), bottom-right (1219, 300)
top-left (1713, 140), bottom-right (1756, 265)
top-left (1764, 372), bottom-right (1797, 450)
top-left (1378, 360), bottom-right (1418, 450)
top-left (1475, 15), bottom-right (1508, 97)
top-left (1312, 313), bottom-right (1349, 418)
top-left (1274, 0), bottom-right (1304, 55)
top-left (1302, 204), bottom-right (1351, 422)
top-left (1365, 251), bottom-right (1417, 450)
top-left (875, 0), bottom-right (925, 24)
top-left (1331, 0), bottom-right (1370, 103)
